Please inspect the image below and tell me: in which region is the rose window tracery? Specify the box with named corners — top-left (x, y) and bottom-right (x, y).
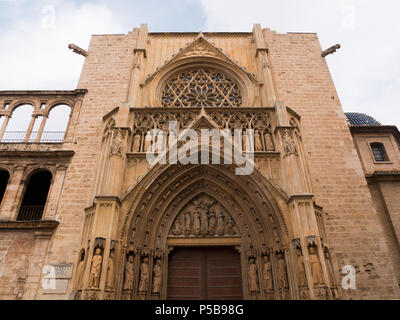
top-left (161, 68), bottom-right (243, 108)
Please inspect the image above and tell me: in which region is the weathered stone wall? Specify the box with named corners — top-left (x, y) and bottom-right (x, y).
top-left (264, 28), bottom-right (400, 299)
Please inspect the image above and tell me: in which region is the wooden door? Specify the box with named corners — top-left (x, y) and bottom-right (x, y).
top-left (167, 247), bottom-right (243, 300)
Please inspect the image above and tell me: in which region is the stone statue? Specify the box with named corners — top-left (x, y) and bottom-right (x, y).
top-left (133, 133), bottom-right (141, 152)
top-left (172, 218), bottom-right (182, 236)
top-left (184, 210), bottom-right (192, 236)
top-left (324, 248), bottom-right (339, 298)
top-left (75, 249), bottom-right (85, 290)
top-left (255, 130), bottom-right (263, 152)
top-left (297, 248), bottom-right (307, 288)
top-left (138, 257), bottom-right (149, 293)
top-left (263, 255), bottom-right (273, 291)
top-left (216, 208), bottom-right (225, 236)
top-left (309, 247), bottom-right (324, 286)
top-left (89, 248), bottom-right (103, 288)
top-left (264, 133), bottom-right (274, 151)
top-left (123, 255), bottom-right (135, 290)
top-left (248, 258), bottom-right (259, 293)
top-left (110, 130), bottom-right (124, 156)
top-left (208, 209), bottom-right (217, 236)
top-left (277, 252), bottom-right (288, 289)
top-left (226, 216), bottom-right (236, 236)
top-left (105, 250), bottom-right (115, 289)
top-left (273, 227), bottom-right (280, 243)
top-left (199, 202), bottom-right (209, 236)
top-left (152, 259), bottom-right (162, 294)
top-left (193, 208), bottom-right (201, 236)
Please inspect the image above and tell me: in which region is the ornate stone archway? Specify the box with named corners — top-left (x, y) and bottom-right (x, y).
top-left (112, 163), bottom-right (297, 301)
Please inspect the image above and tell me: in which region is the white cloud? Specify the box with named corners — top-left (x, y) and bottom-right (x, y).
top-left (0, 2), bottom-right (124, 90)
top-left (200, 0), bottom-right (400, 128)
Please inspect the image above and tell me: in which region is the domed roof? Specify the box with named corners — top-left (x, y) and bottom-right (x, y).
top-left (345, 113), bottom-right (382, 127)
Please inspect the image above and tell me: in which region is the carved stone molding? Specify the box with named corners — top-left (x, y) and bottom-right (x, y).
top-left (279, 128), bottom-right (298, 158)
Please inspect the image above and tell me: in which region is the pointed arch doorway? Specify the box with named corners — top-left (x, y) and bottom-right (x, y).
top-left (167, 247), bottom-right (243, 300)
top-left (120, 164), bottom-right (293, 301)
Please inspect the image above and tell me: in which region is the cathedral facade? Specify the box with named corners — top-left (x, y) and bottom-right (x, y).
top-left (0, 24), bottom-right (399, 300)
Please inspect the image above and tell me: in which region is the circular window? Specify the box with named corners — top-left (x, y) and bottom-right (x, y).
top-left (161, 68), bottom-right (243, 108)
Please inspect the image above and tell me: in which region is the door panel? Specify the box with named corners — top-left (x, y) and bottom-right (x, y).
top-left (167, 247), bottom-right (243, 300)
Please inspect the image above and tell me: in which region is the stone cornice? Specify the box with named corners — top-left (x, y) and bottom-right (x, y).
top-left (349, 125), bottom-right (400, 146)
top-left (0, 220), bottom-right (59, 231)
top-left (0, 150), bottom-right (75, 158)
top-left (0, 89), bottom-right (88, 96)
top-left (366, 171), bottom-right (400, 181)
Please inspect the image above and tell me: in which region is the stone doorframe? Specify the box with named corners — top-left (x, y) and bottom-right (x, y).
top-left (115, 163), bottom-right (299, 301)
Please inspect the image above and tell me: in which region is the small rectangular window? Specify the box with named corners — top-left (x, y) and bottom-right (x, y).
top-left (371, 143), bottom-right (388, 162)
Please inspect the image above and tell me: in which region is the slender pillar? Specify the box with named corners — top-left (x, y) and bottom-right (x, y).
top-left (35, 115), bottom-right (48, 143)
top-left (0, 115), bottom-right (10, 141)
top-left (24, 115), bottom-right (37, 142)
top-left (253, 24), bottom-right (277, 107)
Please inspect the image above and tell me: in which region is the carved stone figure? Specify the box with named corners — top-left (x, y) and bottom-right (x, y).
top-left (208, 209), bottom-right (217, 236)
top-left (248, 258), bottom-right (259, 293)
top-left (193, 209), bottom-right (201, 236)
top-left (281, 128), bottom-right (298, 158)
top-left (199, 202), bottom-right (209, 236)
top-left (277, 252), bottom-right (288, 289)
top-left (133, 133), bottom-right (141, 152)
top-left (105, 250), bottom-right (115, 289)
top-left (138, 257), bottom-right (149, 293)
top-left (226, 216), bottom-right (236, 236)
top-left (263, 255), bottom-right (273, 291)
top-left (110, 130), bottom-right (125, 157)
top-left (264, 133), bottom-right (274, 151)
top-left (324, 248), bottom-right (339, 298)
top-left (89, 248), bottom-right (103, 288)
top-left (309, 247), bottom-right (324, 286)
top-left (273, 227), bottom-right (280, 243)
top-left (172, 218), bottom-right (182, 236)
top-left (216, 208), bottom-right (225, 236)
top-left (152, 259), bottom-right (162, 294)
top-left (297, 248), bottom-right (307, 288)
top-left (184, 210), bottom-right (192, 236)
top-left (255, 130), bottom-right (263, 152)
top-left (75, 249), bottom-right (85, 290)
top-left (123, 255), bottom-right (135, 290)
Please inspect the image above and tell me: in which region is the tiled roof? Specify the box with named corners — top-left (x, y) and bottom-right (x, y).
top-left (345, 113), bottom-right (382, 126)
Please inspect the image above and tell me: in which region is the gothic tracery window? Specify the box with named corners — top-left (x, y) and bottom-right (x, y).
top-left (161, 68), bottom-right (243, 108)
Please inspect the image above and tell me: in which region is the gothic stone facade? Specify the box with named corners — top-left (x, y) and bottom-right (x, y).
top-left (0, 24), bottom-right (399, 300)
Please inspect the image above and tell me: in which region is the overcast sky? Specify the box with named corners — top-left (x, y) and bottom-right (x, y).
top-left (0, 0), bottom-right (399, 128)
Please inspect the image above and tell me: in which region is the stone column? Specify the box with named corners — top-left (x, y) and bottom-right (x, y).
top-left (253, 24), bottom-right (277, 107)
top-left (79, 199), bottom-right (121, 300)
top-left (24, 115), bottom-right (37, 143)
top-left (274, 101), bottom-right (331, 299)
top-left (127, 24), bottom-right (148, 106)
top-left (0, 115), bottom-right (10, 141)
top-left (35, 115), bottom-right (48, 143)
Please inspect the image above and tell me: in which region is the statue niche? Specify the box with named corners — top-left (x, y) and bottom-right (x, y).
top-left (168, 195), bottom-right (240, 238)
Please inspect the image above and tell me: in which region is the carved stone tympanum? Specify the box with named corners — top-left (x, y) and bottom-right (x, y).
top-left (169, 195), bottom-right (239, 238)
